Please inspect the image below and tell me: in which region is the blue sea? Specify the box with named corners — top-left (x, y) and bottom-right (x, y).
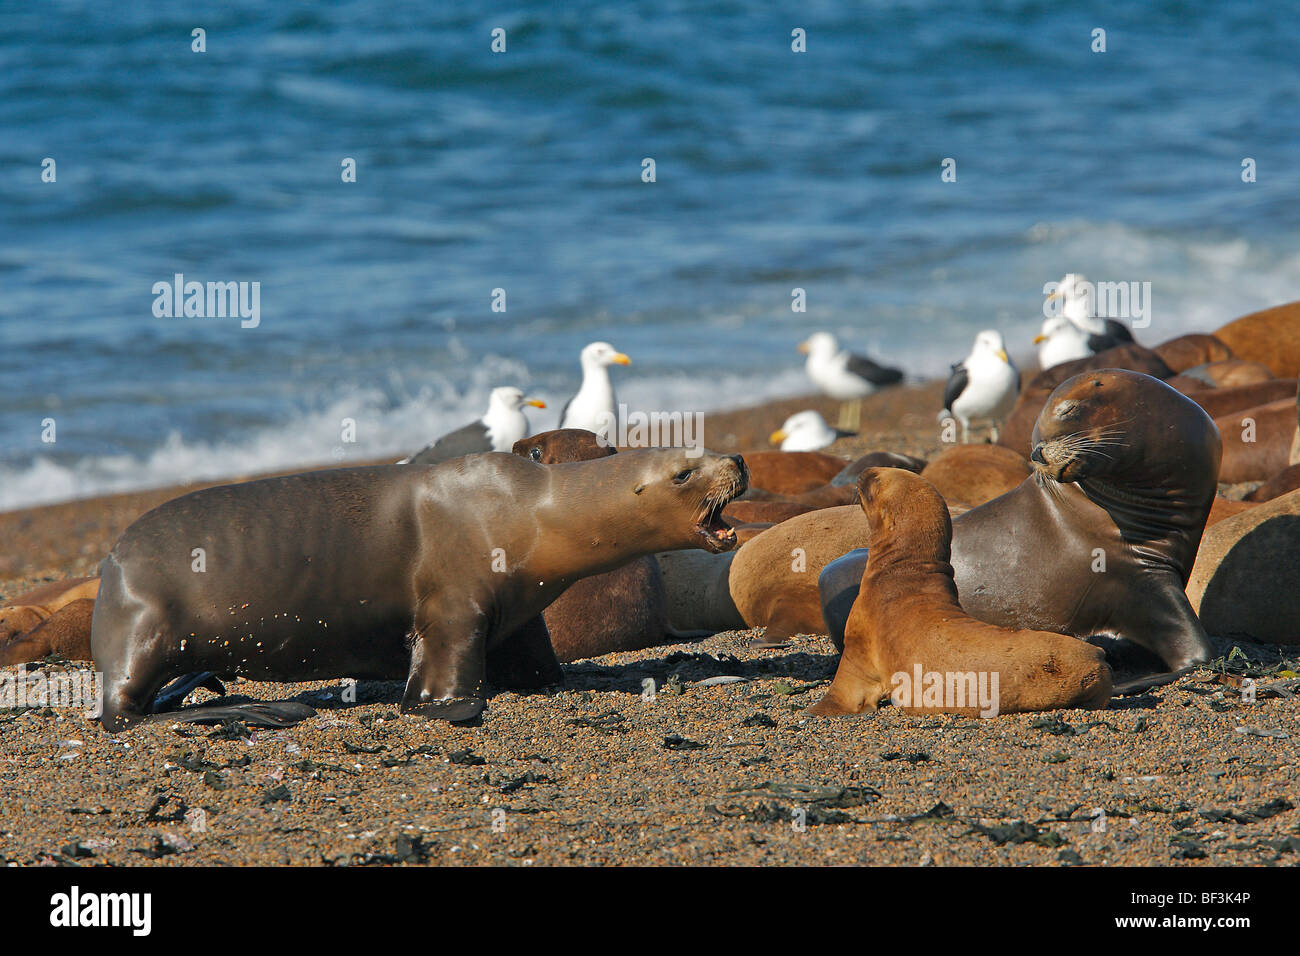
top-left (2, 0), bottom-right (1298, 509)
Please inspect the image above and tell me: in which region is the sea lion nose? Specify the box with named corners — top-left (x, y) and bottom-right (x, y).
top-left (728, 454), bottom-right (750, 490)
top-left (1030, 444), bottom-right (1047, 465)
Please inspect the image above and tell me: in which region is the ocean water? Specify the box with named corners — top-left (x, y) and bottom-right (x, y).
top-left (2, 0), bottom-right (1298, 510)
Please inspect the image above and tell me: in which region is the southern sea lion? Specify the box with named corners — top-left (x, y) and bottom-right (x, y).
top-left (1244, 463), bottom-right (1300, 502)
top-left (1190, 379), bottom-right (1298, 420)
top-left (1214, 398), bottom-right (1296, 484)
top-left (918, 444), bottom-right (1031, 509)
top-left (810, 469), bottom-right (1112, 717)
top-left (997, 344), bottom-right (1174, 454)
top-left (1186, 489), bottom-right (1300, 644)
top-left (729, 504), bottom-right (872, 646)
top-left (510, 429), bottom-right (683, 661)
top-left (91, 449), bottom-right (748, 731)
top-left (0, 577), bottom-right (99, 666)
top-left (1212, 301), bottom-right (1300, 378)
top-left (821, 371), bottom-right (1220, 681)
top-left (1177, 360), bottom-right (1273, 390)
top-left (829, 450), bottom-right (928, 487)
top-left (738, 450), bottom-right (846, 495)
top-left (654, 550), bottom-right (745, 634)
top-left (1151, 333), bottom-right (1234, 373)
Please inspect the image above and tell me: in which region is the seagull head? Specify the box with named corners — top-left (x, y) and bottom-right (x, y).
top-left (1045, 273), bottom-right (1094, 323)
top-left (797, 331), bottom-right (840, 360)
top-left (580, 341), bottom-right (631, 370)
top-left (972, 329), bottom-right (1010, 364)
top-left (488, 386), bottom-right (545, 415)
top-left (769, 410), bottom-right (836, 451)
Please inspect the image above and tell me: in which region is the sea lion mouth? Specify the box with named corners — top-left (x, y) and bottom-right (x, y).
top-left (693, 458), bottom-right (748, 552)
top-left (695, 499), bottom-right (738, 552)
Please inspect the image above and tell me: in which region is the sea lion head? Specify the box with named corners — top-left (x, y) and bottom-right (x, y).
top-left (611, 448), bottom-right (749, 553)
top-left (857, 467), bottom-right (951, 560)
top-left (513, 428), bottom-right (616, 464)
top-left (1029, 369), bottom-right (1221, 493)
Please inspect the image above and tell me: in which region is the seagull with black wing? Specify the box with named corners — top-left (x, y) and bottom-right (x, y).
top-left (798, 331), bottom-right (903, 431)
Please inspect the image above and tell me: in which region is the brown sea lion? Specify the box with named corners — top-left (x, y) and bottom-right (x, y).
top-left (809, 469), bottom-right (1112, 717)
top-left (654, 550), bottom-right (745, 634)
top-left (729, 504), bottom-right (871, 647)
top-left (822, 371), bottom-right (1220, 684)
top-left (1151, 333), bottom-right (1234, 373)
top-left (1206, 496), bottom-right (1256, 527)
top-left (1212, 300), bottom-right (1300, 378)
top-left (829, 450), bottom-right (929, 487)
top-left (0, 577), bottom-right (100, 666)
top-left (723, 498), bottom-right (817, 525)
top-left (1186, 489), bottom-right (1300, 644)
top-left (91, 449), bottom-right (748, 731)
top-left (1178, 359), bottom-right (1273, 390)
top-left (919, 444), bottom-right (1032, 509)
top-left (737, 450), bottom-right (847, 495)
top-left (510, 429), bottom-right (688, 661)
top-left (997, 344), bottom-right (1175, 454)
top-left (1215, 398), bottom-right (1297, 484)
top-left (1244, 463), bottom-right (1300, 502)
top-left (1190, 379), bottom-right (1298, 420)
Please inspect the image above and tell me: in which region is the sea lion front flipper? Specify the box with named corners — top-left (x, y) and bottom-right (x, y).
top-left (399, 606), bottom-right (487, 722)
top-left (152, 671), bottom-right (225, 712)
top-left (487, 614), bottom-right (564, 689)
top-left (1113, 577), bottom-right (1214, 673)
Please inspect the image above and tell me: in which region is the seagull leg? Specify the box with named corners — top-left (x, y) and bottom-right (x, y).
top-left (961, 419), bottom-right (970, 444)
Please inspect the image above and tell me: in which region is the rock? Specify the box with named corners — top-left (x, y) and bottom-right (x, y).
top-left (1186, 490), bottom-right (1300, 643)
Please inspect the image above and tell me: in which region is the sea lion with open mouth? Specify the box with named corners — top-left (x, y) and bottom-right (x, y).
top-left (91, 449), bottom-right (748, 731)
top-left (810, 468), bottom-right (1112, 717)
top-left (821, 370), bottom-right (1220, 688)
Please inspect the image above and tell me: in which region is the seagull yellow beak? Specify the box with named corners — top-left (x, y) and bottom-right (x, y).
top-left (996, 349), bottom-right (1009, 363)
top-left (1032, 334), bottom-right (1048, 344)
top-left (797, 341), bottom-right (810, 355)
top-left (1045, 289), bottom-right (1061, 301)
top-left (769, 429), bottom-right (788, 445)
top-left (612, 353), bottom-right (631, 366)
top-left (525, 399), bottom-right (547, 409)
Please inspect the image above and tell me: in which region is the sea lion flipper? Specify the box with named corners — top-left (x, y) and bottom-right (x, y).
top-left (486, 614), bottom-right (563, 689)
top-left (1112, 582), bottom-right (1213, 673)
top-left (152, 671), bottom-right (224, 712)
top-left (399, 608), bottom-right (488, 722)
top-left (149, 700), bottom-right (317, 728)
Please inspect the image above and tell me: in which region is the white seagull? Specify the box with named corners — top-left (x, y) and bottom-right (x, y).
top-left (1035, 273), bottom-right (1135, 369)
top-left (798, 331), bottom-right (902, 431)
top-left (769, 410), bottom-right (839, 452)
top-left (559, 341), bottom-right (631, 441)
top-left (402, 386), bottom-right (546, 465)
top-left (941, 330), bottom-right (1020, 443)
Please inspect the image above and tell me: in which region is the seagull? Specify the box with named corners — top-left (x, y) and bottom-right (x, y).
top-left (1035, 273), bottom-right (1134, 369)
top-left (559, 341), bottom-right (630, 441)
top-left (798, 331), bottom-right (902, 431)
top-left (769, 410), bottom-right (839, 452)
top-left (941, 330), bottom-right (1020, 443)
top-left (401, 386), bottom-right (545, 465)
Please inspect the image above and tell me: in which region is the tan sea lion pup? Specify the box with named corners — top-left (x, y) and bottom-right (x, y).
top-left (0, 577), bottom-right (99, 666)
top-left (810, 469), bottom-right (1112, 717)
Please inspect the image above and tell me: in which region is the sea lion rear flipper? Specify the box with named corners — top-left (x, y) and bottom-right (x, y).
top-left (148, 700), bottom-right (318, 728)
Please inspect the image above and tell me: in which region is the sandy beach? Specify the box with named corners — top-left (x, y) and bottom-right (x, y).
top-left (2, 383), bottom-right (1297, 867)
